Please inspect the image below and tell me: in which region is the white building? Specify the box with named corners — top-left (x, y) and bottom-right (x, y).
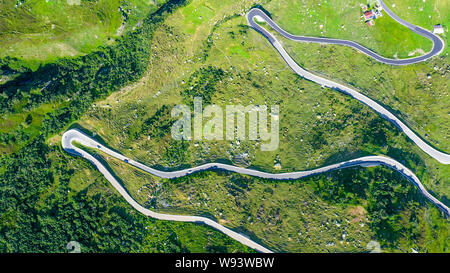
top-left (433, 25), bottom-right (444, 34)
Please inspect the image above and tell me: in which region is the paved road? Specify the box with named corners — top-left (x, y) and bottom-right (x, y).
top-left (246, 7), bottom-right (449, 165)
top-left (62, 129), bottom-right (450, 253)
top-left (248, 0), bottom-right (444, 65)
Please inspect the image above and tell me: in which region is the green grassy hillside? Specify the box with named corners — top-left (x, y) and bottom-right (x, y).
top-left (0, 0), bottom-right (167, 66)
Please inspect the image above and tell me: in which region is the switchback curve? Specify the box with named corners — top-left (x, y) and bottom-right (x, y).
top-left (62, 129), bottom-right (450, 253)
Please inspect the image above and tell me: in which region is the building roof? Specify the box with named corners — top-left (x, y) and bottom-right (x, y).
top-left (364, 10), bottom-right (374, 20)
top-left (433, 24), bottom-right (444, 34)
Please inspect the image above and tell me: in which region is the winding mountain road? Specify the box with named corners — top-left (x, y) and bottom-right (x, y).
top-left (247, 4), bottom-right (449, 165)
top-left (62, 1), bottom-right (449, 253)
top-left (62, 129), bottom-right (450, 253)
top-left (249, 0), bottom-right (444, 65)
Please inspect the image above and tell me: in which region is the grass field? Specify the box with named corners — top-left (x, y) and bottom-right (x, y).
top-left (0, 0), bottom-right (166, 66)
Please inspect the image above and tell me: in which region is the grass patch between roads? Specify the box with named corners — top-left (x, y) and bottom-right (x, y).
top-left (264, 0), bottom-right (444, 58)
